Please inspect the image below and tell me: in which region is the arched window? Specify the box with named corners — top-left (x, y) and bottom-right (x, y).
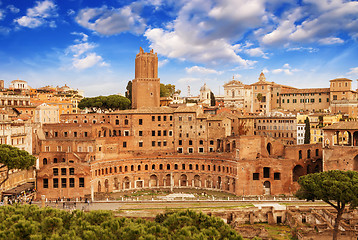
top-left (43, 158), bottom-right (47, 165)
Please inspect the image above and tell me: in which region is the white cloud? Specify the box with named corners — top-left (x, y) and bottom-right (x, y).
top-left (158, 59), bottom-right (168, 67)
top-left (67, 42), bottom-right (96, 58)
top-left (73, 53), bottom-right (107, 70)
top-left (318, 37), bottom-right (344, 45)
top-left (347, 67), bottom-right (358, 76)
top-left (186, 66), bottom-right (221, 75)
top-left (261, 0), bottom-right (358, 46)
top-left (271, 63), bottom-right (299, 75)
top-left (67, 9), bottom-right (75, 16)
top-left (14, 0), bottom-right (57, 28)
top-left (15, 16), bottom-right (43, 28)
top-left (66, 33), bottom-right (108, 70)
top-left (75, 5), bottom-right (146, 35)
top-left (286, 47), bottom-right (318, 53)
top-left (244, 47), bottom-right (269, 59)
top-left (71, 32), bottom-right (89, 42)
top-left (178, 77), bottom-right (201, 83)
top-left (0, 9), bottom-right (4, 20)
top-left (145, 0), bottom-right (266, 66)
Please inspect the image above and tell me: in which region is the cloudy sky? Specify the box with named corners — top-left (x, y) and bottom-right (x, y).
top-left (1, 0), bottom-right (358, 97)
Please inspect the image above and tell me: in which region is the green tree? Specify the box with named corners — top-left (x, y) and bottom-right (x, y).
top-left (78, 95), bottom-right (131, 113)
top-left (125, 81), bottom-right (132, 106)
top-left (210, 91), bottom-right (216, 106)
top-left (160, 84), bottom-right (177, 98)
top-left (0, 144), bottom-right (36, 188)
top-left (295, 170), bottom-right (358, 240)
top-left (256, 93), bottom-right (263, 102)
top-left (304, 117), bottom-right (311, 144)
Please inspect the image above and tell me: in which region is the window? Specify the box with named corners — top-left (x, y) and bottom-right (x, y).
top-left (53, 168), bottom-right (58, 176)
top-left (158, 116), bottom-right (161, 121)
top-left (139, 119), bottom-right (143, 125)
top-left (124, 119), bottom-right (129, 125)
top-left (43, 158), bottom-right (48, 165)
top-left (64, 132), bottom-right (68, 137)
top-left (210, 140), bottom-right (214, 145)
top-left (45, 146), bottom-right (50, 152)
top-left (69, 178), bottom-right (75, 188)
top-left (43, 179), bottom-right (48, 188)
top-left (179, 140), bottom-right (182, 145)
top-left (158, 130), bottom-right (161, 136)
top-left (61, 178), bottom-right (67, 188)
top-left (199, 147), bottom-right (204, 153)
top-left (57, 146), bottom-right (62, 152)
top-left (61, 168), bottom-right (67, 175)
top-left (299, 150), bottom-right (302, 159)
top-left (54, 132), bottom-right (58, 137)
top-left (177, 148), bottom-right (182, 153)
top-left (179, 116), bottom-right (182, 121)
top-left (316, 149), bottom-right (319, 156)
top-left (115, 120), bottom-right (119, 125)
top-left (158, 141), bottom-right (161, 147)
top-left (164, 116), bottom-right (167, 121)
top-left (188, 148), bottom-right (193, 153)
top-left (69, 168), bottom-right (74, 175)
top-left (182, 164), bottom-right (185, 170)
top-left (253, 173), bottom-right (259, 180)
top-left (84, 132), bottom-right (88, 137)
top-left (189, 140), bottom-right (192, 145)
top-left (274, 173), bottom-right (281, 180)
top-left (163, 141), bottom-right (167, 146)
top-left (139, 142), bottom-right (143, 147)
top-left (152, 116), bottom-right (155, 121)
top-left (53, 178), bottom-right (58, 188)
top-left (263, 167), bottom-right (270, 178)
top-left (152, 141), bottom-right (155, 147)
top-left (169, 131), bottom-right (173, 136)
top-left (139, 131), bottom-right (143, 136)
top-left (152, 131), bottom-right (155, 136)
top-left (124, 131), bottom-right (129, 136)
top-left (74, 132), bottom-right (77, 137)
top-left (79, 178), bottom-right (85, 187)
top-left (123, 142), bottom-right (127, 148)
top-left (163, 130), bottom-right (167, 136)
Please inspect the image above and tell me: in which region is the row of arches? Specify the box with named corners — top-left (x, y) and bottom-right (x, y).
top-left (97, 174), bottom-right (237, 193)
top-left (94, 163), bottom-right (237, 177)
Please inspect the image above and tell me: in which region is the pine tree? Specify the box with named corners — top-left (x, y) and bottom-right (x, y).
top-left (304, 117), bottom-right (311, 144)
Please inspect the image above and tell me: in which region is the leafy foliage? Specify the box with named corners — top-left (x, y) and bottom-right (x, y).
top-left (125, 81), bottom-right (132, 105)
top-left (160, 84), bottom-right (177, 98)
top-left (78, 95), bottom-right (131, 113)
top-left (296, 170), bottom-right (358, 240)
top-left (0, 145), bottom-right (36, 188)
top-left (0, 206), bottom-right (242, 240)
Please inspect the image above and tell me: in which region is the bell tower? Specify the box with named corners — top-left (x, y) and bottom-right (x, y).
top-left (132, 47), bottom-right (160, 109)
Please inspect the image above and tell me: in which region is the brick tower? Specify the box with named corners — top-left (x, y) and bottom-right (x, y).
top-left (132, 47), bottom-right (160, 109)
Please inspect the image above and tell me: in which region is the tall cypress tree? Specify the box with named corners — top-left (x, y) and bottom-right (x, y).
top-left (210, 91), bottom-right (216, 106)
top-left (304, 117), bottom-right (311, 144)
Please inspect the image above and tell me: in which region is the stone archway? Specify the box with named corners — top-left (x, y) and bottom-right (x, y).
top-left (354, 155), bottom-right (358, 171)
top-left (180, 174), bottom-right (187, 187)
top-left (293, 165), bottom-right (304, 182)
top-left (150, 175), bottom-right (158, 187)
top-left (164, 174), bottom-right (171, 187)
top-left (263, 181), bottom-right (271, 195)
top-left (206, 176), bottom-right (213, 188)
top-left (97, 181), bottom-right (101, 192)
top-left (113, 177), bottom-right (119, 190)
top-left (353, 132), bottom-right (358, 146)
top-left (194, 175), bottom-right (201, 187)
top-left (123, 177), bottom-right (130, 189)
top-left (267, 143), bottom-right (272, 155)
top-left (104, 179), bottom-right (109, 193)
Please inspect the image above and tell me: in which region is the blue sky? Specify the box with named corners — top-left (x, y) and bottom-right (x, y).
top-left (1, 0), bottom-right (358, 97)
